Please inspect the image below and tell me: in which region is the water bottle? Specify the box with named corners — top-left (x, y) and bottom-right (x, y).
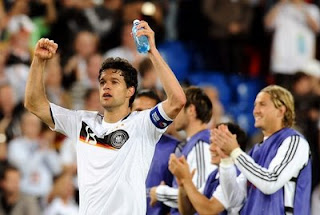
top-left (132, 19), bottom-right (150, 54)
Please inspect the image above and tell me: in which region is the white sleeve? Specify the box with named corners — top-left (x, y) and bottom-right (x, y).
top-left (231, 135), bottom-right (310, 194)
top-left (142, 102), bottom-right (173, 147)
top-left (49, 103), bottom-right (80, 142)
top-left (156, 185), bottom-right (179, 208)
top-left (216, 158), bottom-right (247, 211)
top-left (187, 141), bottom-right (217, 189)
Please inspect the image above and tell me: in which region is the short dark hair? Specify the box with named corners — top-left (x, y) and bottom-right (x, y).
top-left (185, 87), bottom-right (212, 123)
top-left (99, 57), bottom-right (138, 107)
top-left (136, 89), bottom-right (161, 104)
top-left (217, 122), bottom-right (247, 151)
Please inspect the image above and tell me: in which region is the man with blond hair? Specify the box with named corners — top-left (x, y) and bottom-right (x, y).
top-left (213, 85), bottom-right (312, 215)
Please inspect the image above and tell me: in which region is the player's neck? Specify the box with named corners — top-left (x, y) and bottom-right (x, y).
top-left (103, 106), bottom-right (131, 123)
top-left (185, 121), bottom-right (207, 138)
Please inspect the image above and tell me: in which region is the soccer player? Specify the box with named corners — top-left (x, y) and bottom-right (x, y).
top-left (213, 85), bottom-right (312, 215)
top-left (169, 122), bottom-right (247, 215)
top-left (150, 87), bottom-right (216, 214)
top-left (24, 21), bottom-right (186, 215)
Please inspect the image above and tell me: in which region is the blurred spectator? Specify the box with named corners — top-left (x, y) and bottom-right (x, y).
top-left (0, 84), bottom-right (16, 135)
top-left (264, 0), bottom-right (320, 88)
top-left (300, 58), bottom-right (320, 95)
top-left (63, 30), bottom-right (99, 109)
top-left (45, 54), bottom-right (71, 108)
top-left (0, 133), bottom-right (7, 167)
top-left (49, 0), bottom-right (92, 63)
top-left (44, 172), bottom-right (78, 215)
top-left (0, 0), bottom-right (7, 40)
top-left (27, 0), bottom-right (58, 46)
top-left (0, 164), bottom-right (41, 215)
top-left (0, 43), bottom-right (9, 82)
top-left (84, 53), bottom-right (103, 89)
top-left (292, 71), bottom-right (320, 189)
top-left (83, 0), bottom-right (123, 52)
top-left (4, 14), bottom-right (34, 102)
top-left (104, 22), bottom-right (144, 68)
top-left (83, 88), bottom-right (103, 113)
top-left (63, 31), bottom-right (99, 85)
top-left (312, 183), bottom-right (320, 215)
top-left (202, 85), bottom-right (229, 128)
top-left (0, 83), bottom-right (25, 143)
top-left (201, 0), bottom-right (253, 74)
top-left (8, 111), bottom-right (62, 202)
top-left (4, 0), bottom-right (29, 18)
top-left (138, 57), bottom-right (164, 99)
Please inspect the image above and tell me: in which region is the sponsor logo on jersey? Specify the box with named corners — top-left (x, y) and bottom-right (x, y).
top-left (79, 122), bottom-right (129, 150)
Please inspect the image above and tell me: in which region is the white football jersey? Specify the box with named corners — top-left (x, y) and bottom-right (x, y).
top-left (50, 102), bottom-right (171, 215)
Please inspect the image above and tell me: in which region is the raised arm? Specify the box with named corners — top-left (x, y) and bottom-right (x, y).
top-left (24, 38), bottom-right (57, 128)
top-left (136, 21), bottom-right (186, 119)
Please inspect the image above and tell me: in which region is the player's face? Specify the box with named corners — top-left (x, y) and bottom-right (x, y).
top-left (253, 92), bottom-right (283, 133)
top-left (132, 96), bottom-right (157, 111)
top-left (99, 69), bottom-right (134, 109)
top-left (209, 141), bottom-right (221, 165)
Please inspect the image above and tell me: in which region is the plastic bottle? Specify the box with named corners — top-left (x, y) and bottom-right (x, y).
top-left (132, 19), bottom-right (150, 54)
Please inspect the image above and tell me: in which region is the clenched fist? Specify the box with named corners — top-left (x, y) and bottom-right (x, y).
top-left (34, 38), bottom-right (58, 60)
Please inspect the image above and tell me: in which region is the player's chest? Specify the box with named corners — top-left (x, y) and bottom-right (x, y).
top-left (78, 121), bottom-right (136, 151)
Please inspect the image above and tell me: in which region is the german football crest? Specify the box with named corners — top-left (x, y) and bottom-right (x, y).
top-left (109, 130), bottom-right (129, 149)
top-left (80, 122), bottom-right (129, 150)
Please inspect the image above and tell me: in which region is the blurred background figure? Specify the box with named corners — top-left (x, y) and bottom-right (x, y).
top-left (8, 111), bottom-right (62, 206)
top-left (201, 0), bottom-right (253, 74)
top-left (45, 54), bottom-right (71, 108)
top-left (138, 57), bottom-right (164, 99)
top-left (202, 85), bottom-right (230, 129)
top-left (84, 53), bottom-right (103, 90)
top-left (0, 164), bottom-right (41, 215)
top-left (264, 0), bottom-right (320, 88)
top-left (83, 0), bottom-right (123, 53)
top-left (4, 14), bottom-right (34, 102)
top-left (63, 30), bottom-right (99, 109)
top-left (44, 172), bottom-right (78, 215)
top-left (0, 83), bottom-right (24, 142)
